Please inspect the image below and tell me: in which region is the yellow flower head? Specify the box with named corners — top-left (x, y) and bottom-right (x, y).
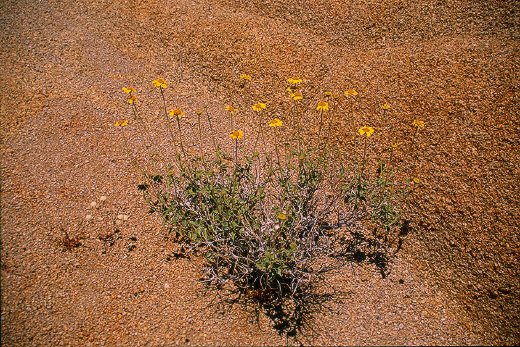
top-left (286, 86), bottom-right (300, 93)
top-left (269, 118), bottom-right (283, 127)
top-left (358, 126), bottom-right (375, 138)
top-left (381, 104), bottom-right (390, 110)
top-left (225, 105), bottom-right (237, 114)
top-left (325, 92), bottom-right (332, 97)
top-left (391, 142), bottom-right (398, 148)
top-left (241, 74), bottom-right (252, 81)
top-left (152, 78), bottom-right (167, 89)
top-left (229, 130), bottom-right (244, 140)
top-left (277, 213), bottom-right (287, 220)
top-left (252, 102), bottom-right (267, 111)
top-left (169, 109), bottom-right (185, 119)
top-left (413, 120), bottom-right (425, 129)
top-left (127, 95), bottom-right (137, 104)
top-left (290, 92), bottom-right (303, 100)
top-left (288, 77), bottom-right (302, 85)
top-left (316, 101), bottom-right (329, 111)
top-left (413, 177), bottom-right (421, 184)
top-left (122, 87), bottom-right (136, 94)
top-left (345, 89), bottom-right (358, 96)
top-left (115, 120), bottom-right (128, 127)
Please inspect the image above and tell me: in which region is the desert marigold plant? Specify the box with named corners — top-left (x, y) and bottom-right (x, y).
top-left (116, 76), bottom-right (409, 337)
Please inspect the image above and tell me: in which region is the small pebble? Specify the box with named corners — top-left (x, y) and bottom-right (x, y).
top-left (85, 214), bottom-right (93, 221)
top-left (90, 201), bottom-right (97, 208)
top-left (99, 196), bottom-right (107, 202)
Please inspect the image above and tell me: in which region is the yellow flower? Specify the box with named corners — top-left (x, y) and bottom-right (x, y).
top-left (391, 142), bottom-right (398, 148)
top-left (169, 109), bottom-right (185, 119)
top-left (316, 101), bottom-right (329, 111)
top-left (152, 78), bottom-right (167, 89)
top-left (252, 102), bottom-right (267, 111)
top-left (240, 74), bottom-right (252, 81)
top-left (115, 120), bottom-right (128, 127)
top-left (290, 92), bottom-right (303, 100)
top-left (413, 177), bottom-right (420, 184)
top-left (229, 130), bottom-right (244, 140)
top-left (277, 213), bottom-right (287, 220)
top-left (358, 126), bottom-right (375, 137)
top-left (381, 104), bottom-right (390, 110)
top-left (127, 95), bottom-right (137, 104)
top-left (269, 118), bottom-right (283, 127)
top-left (413, 120), bottom-right (425, 129)
top-left (344, 89), bottom-right (358, 96)
top-left (225, 105), bottom-right (237, 114)
top-left (286, 86), bottom-right (300, 93)
top-left (122, 87), bottom-right (136, 94)
top-left (325, 92), bottom-right (332, 97)
top-left (288, 77), bottom-right (302, 85)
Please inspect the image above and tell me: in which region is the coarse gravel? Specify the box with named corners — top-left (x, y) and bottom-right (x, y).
top-left (1, 0), bottom-right (519, 345)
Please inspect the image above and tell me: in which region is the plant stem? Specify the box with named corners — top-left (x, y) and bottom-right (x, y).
top-left (160, 88), bottom-right (176, 147)
top-left (205, 108), bottom-right (219, 153)
top-left (175, 115), bottom-right (187, 159)
top-left (357, 136), bottom-right (368, 198)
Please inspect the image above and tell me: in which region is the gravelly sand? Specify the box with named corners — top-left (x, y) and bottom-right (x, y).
top-left (1, 0), bottom-right (519, 345)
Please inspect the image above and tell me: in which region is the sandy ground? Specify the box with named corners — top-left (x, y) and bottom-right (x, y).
top-left (1, 0), bottom-right (519, 345)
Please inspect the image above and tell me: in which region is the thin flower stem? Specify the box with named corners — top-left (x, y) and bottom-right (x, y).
top-left (175, 116), bottom-right (187, 159)
top-left (160, 88), bottom-right (175, 144)
top-left (234, 138), bottom-right (238, 167)
top-left (129, 104), bottom-right (169, 173)
top-left (317, 109), bottom-right (324, 145)
top-left (197, 111), bottom-right (205, 162)
top-left (120, 127), bottom-right (144, 175)
top-left (358, 136), bottom-right (368, 198)
top-left (230, 111), bottom-right (234, 135)
top-left (158, 88), bottom-right (185, 172)
top-left (326, 99), bottom-right (336, 149)
top-left (205, 108), bottom-right (219, 153)
top-left (274, 127), bottom-right (282, 168)
top-left (409, 127), bottom-right (418, 154)
top-left (253, 110), bottom-right (262, 155)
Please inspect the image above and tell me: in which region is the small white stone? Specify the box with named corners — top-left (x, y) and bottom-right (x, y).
top-left (115, 220), bottom-right (123, 226)
top-left (164, 283), bottom-right (171, 289)
top-left (90, 201), bottom-right (97, 208)
top-left (117, 214), bottom-right (124, 220)
top-left (99, 196), bottom-right (107, 202)
top-left (85, 214), bottom-right (93, 221)
top-left (122, 215), bottom-right (129, 221)
top-left (97, 216), bottom-right (103, 221)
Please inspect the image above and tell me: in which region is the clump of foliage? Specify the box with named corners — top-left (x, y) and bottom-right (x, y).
top-left (116, 77), bottom-right (423, 336)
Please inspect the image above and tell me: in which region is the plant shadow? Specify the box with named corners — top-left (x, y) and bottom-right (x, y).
top-left (194, 221), bottom-right (411, 341)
